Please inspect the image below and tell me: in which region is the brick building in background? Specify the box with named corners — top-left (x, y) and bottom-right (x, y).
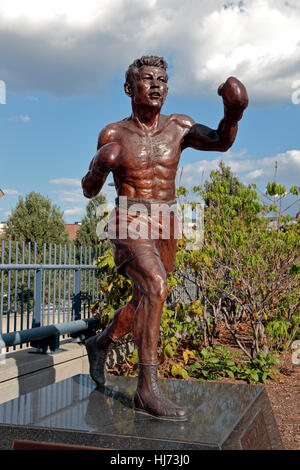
top-left (0, 222), bottom-right (7, 238)
top-left (0, 222), bottom-right (81, 240)
top-left (65, 222), bottom-right (81, 241)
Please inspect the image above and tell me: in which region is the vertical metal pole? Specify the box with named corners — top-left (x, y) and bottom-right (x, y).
top-left (84, 246), bottom-right (87, 318)
top-left (88, 247), bottom-right (92, 313)
top-left (72, 268), bottom-right (81, 321)
top-left (0, 240), bottom-right (4, 335)
top-left (53, 244), bottom-right (57, 325)
top-left (13, 242), bottom-right (18, 340)
top-left (20, 242), bottom-right (25, 335)
top-left (26, 242), bottom-right (31, 330)
top-left (96, 277), bottom-right (99, 309)
top-left (72, 245), bottom-right (78, 320)
top-left (92, 246), bottom-right (95, 308)
top-left (58, 244), bottom-right (62, 323)
top-left (7, 240), bottom-right (11, 335)
top-left (68, 244), bottom-right (71, 321)
top-left (32, 268), bottom-right (42, 328)
top-left (96, 245), bottom-right (100, 310)
top-left (33, 243), bottom-right (37, 327)
top-left (42, 243), bottom-right (46, 326)
top-left (63, 245), bottom-right (66, 323)
top-left (47, 244), bottom-right (52, 326)
top-left (80, 246), bottom-right (83, 318)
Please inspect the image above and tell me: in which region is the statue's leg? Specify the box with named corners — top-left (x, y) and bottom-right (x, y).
top-left (108, 284), bottom-right (142, 340)
top-left (85, 284), bottom-right (141, 386)
top-left (122, 240), bottom-right (186, 420)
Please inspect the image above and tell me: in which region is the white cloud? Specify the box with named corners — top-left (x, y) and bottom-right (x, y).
top-left (51, 187), bottom-right (85, 206)
top-left (55, 191), bottom-right (85, 203)
top-left (4, 114), bottom-right (31, 122)
top-left (64, 206), bottom-right (85, 216)
top-left (247, 169), bottom-right (264, 179)
top-left (49, 178), bottom-right (81, 187)
top-left (60, 196), bottom-right (83, 203)
top-left (179, 148), bottom-right (300, 191)
top-left (243, 149), bottom-right (300, 185)
top-left (50, 176), bottom-right (115, 204)
top-left (20, 114), bottom-right (31, 122)
top-left (0, 0), bottom-right (299, 103)
top-left (1, 188), bottom-right (18, 196)
top-left (50, 180), bottom-right (87, 219)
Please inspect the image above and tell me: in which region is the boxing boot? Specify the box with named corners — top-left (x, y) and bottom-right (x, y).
top-left (85, 328), bottom-right (116, 386)
top-left (134, 362), bottom-right (187, 421)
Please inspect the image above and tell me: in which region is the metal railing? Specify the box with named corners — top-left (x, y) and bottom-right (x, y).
top-left (0, 239), bottom-right (200, 353)
top-left (0, 241), bottom-right (102, 352)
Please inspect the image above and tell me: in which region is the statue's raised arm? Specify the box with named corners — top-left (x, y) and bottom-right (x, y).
top-left (182, 77), bottom-right (248, 152)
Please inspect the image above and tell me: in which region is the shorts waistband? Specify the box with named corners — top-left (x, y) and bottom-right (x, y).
top-left (115, 196), bottom-right (177, 211)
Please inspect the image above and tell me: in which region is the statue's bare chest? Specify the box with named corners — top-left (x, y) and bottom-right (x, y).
top-left (119, 130), bottom-right (181, 175)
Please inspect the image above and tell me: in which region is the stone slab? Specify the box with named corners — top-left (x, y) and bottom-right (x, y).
top-left (0, 338), bottom-right (135, 384)
top-left (0, 341), bottom-right (86, 384)
top-left (0, 372), bottom-right (283, 450)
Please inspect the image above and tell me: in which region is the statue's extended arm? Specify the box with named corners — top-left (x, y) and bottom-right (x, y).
top-left (182, 77), bottom-right (248, 152)
top-left (81, 141), bottom-right (121, 198)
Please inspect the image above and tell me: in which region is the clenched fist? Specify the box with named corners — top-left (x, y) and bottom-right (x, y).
top-left (218, 77), bottom-right (248, 121)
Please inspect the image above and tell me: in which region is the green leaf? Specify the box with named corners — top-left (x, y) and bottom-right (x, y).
top-left (164, 343), bottom-right (174, 358)
top-left (171, 364), bottom-right (179, 377)
top-left (225, 360), bottom-right (235, 367)
top-left (189, 362), bottom-right (202, 372)
top-left (179, 366), bottom-right (190, 380)
top-left (209, 357), bottom-right (220, 364)
top-left (261, 372), bottom-right (268, 383)
top-left (251, 371), bottom-right (259, 382)
top-left (129, 349), bottom-right (139, 365)
top-left (226, 370), bottom-right (235, 378)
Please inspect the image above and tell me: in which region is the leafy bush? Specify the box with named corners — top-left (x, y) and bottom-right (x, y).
top-left (237, 351), bottom-right (281, 384)
top-left (188, 346), bottom-right (240, 381)
top-left (188, 347), bottom-right (281, 384)
top-left (173, 168), bottom-right (300, 359)
top-left (92, 248), bottom-right (132, 329)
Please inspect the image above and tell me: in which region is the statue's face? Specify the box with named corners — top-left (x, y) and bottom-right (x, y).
top-left (126, 66), bottom-right (168, 109)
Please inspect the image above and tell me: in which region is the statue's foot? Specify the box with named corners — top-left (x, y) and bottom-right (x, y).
top-left (134, 363), bottom-right (187, 421)
top-left (85, 329), bottom-right (115, 386)
top-left (134, 389), bottom-right (187, 421)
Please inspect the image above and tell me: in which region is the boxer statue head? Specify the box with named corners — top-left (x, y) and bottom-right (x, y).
top-left (124, 56), bottom-right (169, 112)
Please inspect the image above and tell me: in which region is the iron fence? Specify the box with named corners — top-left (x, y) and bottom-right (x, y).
top-left (0, 240), bottom-right (200, 353)
top-left (0, 241), bottom-right (102, 352)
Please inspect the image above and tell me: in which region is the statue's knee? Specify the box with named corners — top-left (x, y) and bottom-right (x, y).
top-left (150, 276), bottom-right (167, 304)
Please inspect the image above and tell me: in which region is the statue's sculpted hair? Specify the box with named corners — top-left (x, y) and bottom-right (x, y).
top-left (125, 55), bottom-right (168, 86)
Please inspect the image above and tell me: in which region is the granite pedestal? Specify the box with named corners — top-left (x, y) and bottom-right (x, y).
top-left (0, 373), bottom-right (283, 450)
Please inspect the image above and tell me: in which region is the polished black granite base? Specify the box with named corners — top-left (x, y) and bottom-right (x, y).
top-left (0, 374), bottom-right (283, 450)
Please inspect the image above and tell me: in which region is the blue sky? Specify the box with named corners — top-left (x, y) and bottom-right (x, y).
top-left (1, 0), bottom-right (300, 223)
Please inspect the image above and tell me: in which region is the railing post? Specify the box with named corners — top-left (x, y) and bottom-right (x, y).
top-left (31, 267), bottom-right (60, 353)
top-left (32, 268), bottom-right (42, 328)
top-left (72, 268), bottom-right (81, 321)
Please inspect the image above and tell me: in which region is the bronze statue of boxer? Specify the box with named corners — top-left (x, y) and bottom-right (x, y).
top-left (82, 55), bottom-right (248, 420)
